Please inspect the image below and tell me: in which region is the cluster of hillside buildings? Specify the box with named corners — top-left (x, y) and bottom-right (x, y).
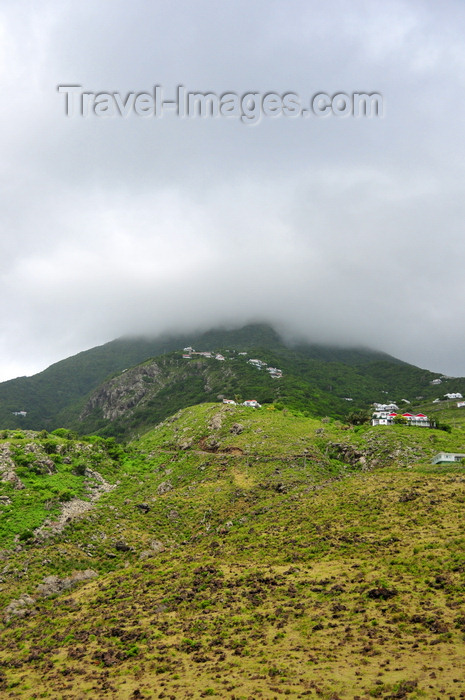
top-left (223, 398), bottom-right (261, 408)
top-left (371, 403), bottom-right (431, 427)
top-left (182, 347), bottom-right (226, 361)
top-left (372, 410), bottom-right (431, 427)
top-left (247, 358), bottom-right (283, 379)
top-left (181, 347), bottom-right (283, 379)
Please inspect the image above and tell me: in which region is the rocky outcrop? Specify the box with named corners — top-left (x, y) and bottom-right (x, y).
top-left (209, 413), bottom-right (223, 431)
top-left (3, 594), bottom-right (35, 621)
top-left (0, 444), bottom-right (24, 489)
top-left (157, 481), bottom-right (173, 495)
top-left (36, 570), bottom-right (97, 598)
top-left (80, 361), bottom-right (166, 421)
top-left (34, 468), bottom-right (115, 540)
top-left (4, 569), bottom-right (98, 620)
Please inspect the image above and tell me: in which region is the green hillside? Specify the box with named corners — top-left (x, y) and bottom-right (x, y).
top-left (0, 324), bottom-right (457, 436)
top-left (0, 325), bottom-right (280, 431)
top-left (70, 346), bottom-right (457, 441)
top-left (1, 405), bottom-right (465, 697)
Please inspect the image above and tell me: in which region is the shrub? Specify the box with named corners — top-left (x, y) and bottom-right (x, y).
top-left (72, 462), bottom-right (87, 476)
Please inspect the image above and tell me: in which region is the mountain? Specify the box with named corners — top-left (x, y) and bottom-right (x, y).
top-left (1, 404), bottom-right (465, 697)
top-left (0, 323), bottom-right (461, 436)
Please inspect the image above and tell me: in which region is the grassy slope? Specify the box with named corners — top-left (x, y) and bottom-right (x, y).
top-left (71, 347), bottom-right (448, 441)
top-left (0, 322), bottom-right (457, 435)
top-left (0, 406), bottom-right (465, 698)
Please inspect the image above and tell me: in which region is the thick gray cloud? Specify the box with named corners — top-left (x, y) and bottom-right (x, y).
top-left (1, 0), bottom-right (465, 380)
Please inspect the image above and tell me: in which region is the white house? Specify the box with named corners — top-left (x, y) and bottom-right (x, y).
top-left (373, 402), bottom-right (399, 411)
top-left (431, 379), bottom-right (442, 385)
top-left (445, 392), bottom-right (463, 399)
top-left (371, 411), bottom-right (431, 427)
top-left (222, 399), bottom-right (236, 405)
top-left (371, 411), bottom-right (397, 426)
top-left (432, 452), bottom-right (465, 465)
top-left (457, 401), bottom-right (465, 408)
top-left (404, 412), bottom-right (430, 427)
top-left (267, 367), bottom-right (283, 378)
top-left (243, 400), bottom-right (261, 408)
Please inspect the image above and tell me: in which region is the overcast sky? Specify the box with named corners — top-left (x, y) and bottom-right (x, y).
top-left (1, 0), bottom-right (465, 381)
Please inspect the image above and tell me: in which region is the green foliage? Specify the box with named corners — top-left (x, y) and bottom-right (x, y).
top-left (347, 409), bottom-right (371, 425)
top-left (0, 403), bottom-right (465, 697)
top-left (0, 323), bottom-right (458, 439)
top-left (436, 421), bottom-right (452, 433)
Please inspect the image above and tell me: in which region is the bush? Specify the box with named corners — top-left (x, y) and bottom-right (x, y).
top-left (41, 440), bottom-right (59, 455)
top-left (72, 462), bottom-right (87, 476)
top-left (52, 428), bottom-right (78, 439)
top-left (19, 529), bottom-right (34, 542)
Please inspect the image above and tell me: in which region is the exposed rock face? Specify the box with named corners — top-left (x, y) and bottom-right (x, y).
top-left (4, 594), bottom-right (35, 621)
top-left (34, 468), bottom-right (115, 540)
top-left (1, 471), bottom-right (25, 489)
top-left (139, 539), bottom-right (165, 559)
top-left (80, 362), bottom-right (165, 421)
top-left (327, 442), bottom-right (365, 466)
top-left (179, 438), bottom-right (193, 450)
top-left (230, 423), bottom-right (244, 435)
top-left (0, 444), bottom-right (24, 489)
top-left (36, 570), bottom-right (97, 598)
top-left (157, 481), bottom-right (173, 495)
top-left (209, 413), bottom-right (223, 431)
top-left (4, 570), bottom-right (98, 619)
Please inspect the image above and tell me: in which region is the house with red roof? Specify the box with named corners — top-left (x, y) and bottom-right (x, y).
top-left (371, 411), bottom-right (431, 427)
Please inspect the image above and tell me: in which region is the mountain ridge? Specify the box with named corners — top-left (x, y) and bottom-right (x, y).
top-left (0, 323), bottom-right (454, 435)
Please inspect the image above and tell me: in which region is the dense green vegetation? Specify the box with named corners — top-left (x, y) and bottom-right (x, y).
top-left (2, 323), bottom-right (462, 437)
top-left (1, 404), bottom-right (465, 697)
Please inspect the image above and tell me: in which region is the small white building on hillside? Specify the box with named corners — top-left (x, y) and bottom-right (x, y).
top-left (432, 452), bottom-right (465, 465)
top-left (373, 403), bottom-right (399, 411)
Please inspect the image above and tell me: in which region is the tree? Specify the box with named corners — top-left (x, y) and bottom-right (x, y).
top-left (347, 410), bottom-right (370, 426)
